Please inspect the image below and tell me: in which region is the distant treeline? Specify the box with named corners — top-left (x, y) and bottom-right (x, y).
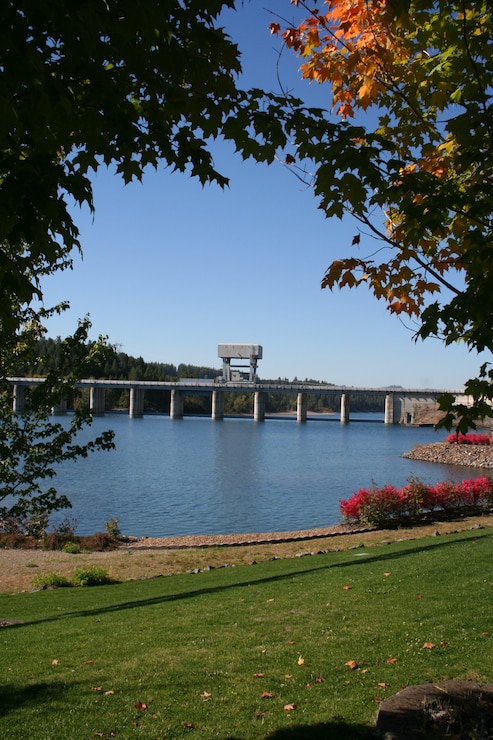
top-left (19, 337), bottom-right (384, 414)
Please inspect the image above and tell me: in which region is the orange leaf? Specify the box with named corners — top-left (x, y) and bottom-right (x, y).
top-left (134, 702), bottom-right (147, 710)
top-left (183, 722), bottom-right (196, 729)
top-left (345, 660), bottom-right (358, 670)
top-left (261, 692), bottom-right (273, 699)
top-left (83, 659), bottom-right (95, 665)
top-left (104, 690), bottom-right (114, 696)
top-left (297, 656), bottom-right (305, 666)
top-left (422, 642), bottom-right (435, 650)
top-left (91, 686), bottom-right (102, 692)
top-left (51, 659), bottom-right (58, 666)
top-left (377, 682), bottom-right (388, 688)
top-left (315, 677), bottom-right (325, 683)
top-left (254, 673), bottom-right (264, 678)
top-left (386, 658), bottom-right (398, 664)
top-left (383, 572), bottom-right (391, 577)
top-left (201, 691), bottom-right (212, 699)
top-left (343, 585), bottom-right (352, 590)
top-left (285, 674), bottom-right (293, 679)
top-left (284, 703), bottom-right (297, 711)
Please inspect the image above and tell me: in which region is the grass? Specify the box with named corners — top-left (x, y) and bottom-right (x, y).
top-left (0, 528), bottom-right (492, 739)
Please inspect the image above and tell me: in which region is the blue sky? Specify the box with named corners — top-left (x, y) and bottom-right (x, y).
top-left (39, 1), bottom-right (487, 390)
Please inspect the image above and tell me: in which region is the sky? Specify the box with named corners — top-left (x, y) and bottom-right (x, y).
top-left (39, 1), bottom-right (488, 391)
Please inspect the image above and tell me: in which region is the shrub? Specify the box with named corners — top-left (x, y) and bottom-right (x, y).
top-left (71, 566), bottom-right (114, 587)
top-left (32, 572), bottom-right (71, 589)
top-left (340, 475), bottom-right (493, 526)
top-left (447, 433), bottom-right (491, 445)
top-left (62, 542), bottom-right (81, 554)
top-left (105, 518), bottom-right (121, 538)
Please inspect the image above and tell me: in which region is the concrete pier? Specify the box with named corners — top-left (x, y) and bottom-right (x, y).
top-left (212, 390), bottom-right (225, 420)
top-left (340, 393), bottom-right (350, 424)
top-left (254, 391), bottom-right (265, 421)
top-left (384, 394), bottom-right (395, 424)
top-left (90, 387), bottom-right (106, 417)
top-left (170, 389), bottom-right (184, 419)
top-left (51, 398), bottom-right (67, 416)
top-left (129, 388), bottom-right (145, 418)
top-left (297, 392), bottom-right (307, 423)
top-left (13, 385), bottom-right (26, 414)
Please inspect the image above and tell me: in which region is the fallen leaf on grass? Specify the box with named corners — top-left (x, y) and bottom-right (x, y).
top-left (386, 658), bottom-right (398, 664)
top-left (134, 702), bottom-right (147, 710)
top-left (284, 703), bottom-right (296, 711)
top-left (315, 677), bottom-right (325, 683)
top-left (343, 585), bottom-right (352, 590)
top-left (297, 656), bottom-right (305, 666)
top-left (261, 692), bottom-right (273, 698)
top-left (253, 673), bottom-right (264, 678)
top-left (200, 691), bottom-right (212, 699)
top-left (285, 674), bottom-right (293, 679)
top-left (91, 686), bottom-right (102, 692)
top-left (422, 642), bottom-right (435, 650)
top-left (383, 572), bottom-right (391, 577)
top-left (440, 640), bottom-right (449, 647)
top-left (183, 722), bottom-right (196, 729)
top-left (345, 660), bottom-right (358, 670)
top-left (104, 690), bottom-right (114, 696)
top-left (51, 659), bottom-right (58, 666)
top-left (377, 682), bottom-right (388, 688)
top-left (83, 659), bottom-right (95, 665)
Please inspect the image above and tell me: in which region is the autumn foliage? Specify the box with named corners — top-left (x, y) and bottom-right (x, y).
top-left (272, 1), bottom-right (493, 431)
top-left (340, 476), bottom-right (493, 526)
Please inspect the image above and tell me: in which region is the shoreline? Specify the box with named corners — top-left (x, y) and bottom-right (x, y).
top-left (403, 440), bottom-right (493, 469)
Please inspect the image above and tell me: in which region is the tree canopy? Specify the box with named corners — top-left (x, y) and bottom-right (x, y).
top-left (272, 0), bottom-right (493, 430)
top-left (0, 0), bottom-right (305, 326)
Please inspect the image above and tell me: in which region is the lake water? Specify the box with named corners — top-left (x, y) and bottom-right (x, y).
top-left (48, 412), bottom-right (487, 537)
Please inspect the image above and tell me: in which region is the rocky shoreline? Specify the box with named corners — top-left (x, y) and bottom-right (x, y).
top-left (403, 441), bottom-right (493, 469)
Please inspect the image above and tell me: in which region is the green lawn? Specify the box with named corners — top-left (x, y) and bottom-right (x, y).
top-left (0, 528), bottom-right (492, 739)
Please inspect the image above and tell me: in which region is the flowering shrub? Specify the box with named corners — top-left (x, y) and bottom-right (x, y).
top-left (340, 476), bottom-right (493, 526)
top-left (446, 433), bottom-right (491, 445)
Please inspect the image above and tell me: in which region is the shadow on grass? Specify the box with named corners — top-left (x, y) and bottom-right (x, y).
top-left (21, 529), bottom-right (492, 627)
top-left (222, 720), bottom-right (378, 739)
top-left (0, 680), bottom-right (85, 717)
top-left (263, 720), bottom-right (378, 738)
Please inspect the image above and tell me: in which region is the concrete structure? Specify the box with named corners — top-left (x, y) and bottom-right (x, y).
top-left (218, 344), bottom-right (262, 382)
top-left (8, 377), bottom-right (468, 425)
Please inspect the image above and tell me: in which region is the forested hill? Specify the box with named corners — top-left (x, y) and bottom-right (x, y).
top-left (17, 338), bottom-right (383, 414)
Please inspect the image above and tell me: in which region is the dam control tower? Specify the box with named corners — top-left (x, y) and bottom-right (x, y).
top-left (218, 344), bottom-right (262, 382)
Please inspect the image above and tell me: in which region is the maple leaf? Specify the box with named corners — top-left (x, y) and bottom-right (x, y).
top-left (422, 642), bottom-right (435, 649)
top-left (51, 659), bottom-right (58, 665)
top-left (269, 22), bottom-right (281, 35)
top-left (352, 234), bottom-right (361, 245)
